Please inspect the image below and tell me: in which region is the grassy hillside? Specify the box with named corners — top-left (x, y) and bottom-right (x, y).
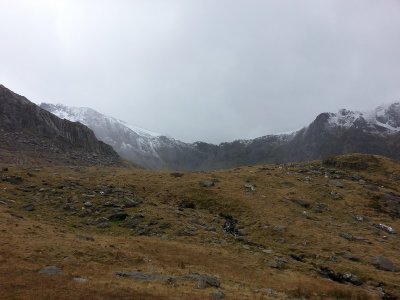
top-left (0, 154), bottom-right (399, 299)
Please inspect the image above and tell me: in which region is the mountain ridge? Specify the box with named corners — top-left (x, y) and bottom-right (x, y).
top-left (41, 100), bottom-right (400, 170)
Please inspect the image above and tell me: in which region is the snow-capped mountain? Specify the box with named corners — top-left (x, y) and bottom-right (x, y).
top-left (326, 103), bottom-right (400, 133)
top-left (40, 102), bottom-right (400, 170)
top-left (40, 103), bottom-right (193, 169)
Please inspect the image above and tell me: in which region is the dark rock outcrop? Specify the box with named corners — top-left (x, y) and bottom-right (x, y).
top-left (0, 85), bottom-right (122, 166)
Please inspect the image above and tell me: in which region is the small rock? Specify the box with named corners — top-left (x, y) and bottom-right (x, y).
top-left (353, 215), bottom-right (366, 222)
top-left (124, 198), bottom-right (141, 208)
top-left (319, 267), bottom-right (363, 286)
top-left (115, 271), bottom-right (174, 282)
top-left (244, 184), bottom-right (256, 192)
top-left (78, 209), bottom-right (92, 217)
top-left (63, 203), bottom-right (75, 211)
top-left (97, 222), bottom-right (111, 228)
top-left (21, 204), bottom-right (35, 211)
top-left (329, 180), bottom-right (344, 188)
top-left (313, 202), bottom-right (328, 213)
top-left (268, 257), bottom-right (288, 269)
top-left (372, 256), bottom-right (399, 272)
top-left (211, 290), bottom-right (225, 299)
top-left (290, 254), bottom-right (305, 262)
top-left (123, 215), bottom-right (144, 229)
top-left (177, 227), bottom-right (196, 237)
top-left (343, 253), bottom-right (361, 262)
top-left (83, 201), bottom-right (92, 208)
top-left (170, 172), bottom-right (184, 178)
top-left (342, 273), bottom-right (363, 286)
top-left (77, 235), bottom-right (95, 241)
top-left (272, 225), bottom-right (287, 232)
top-left (73, 277), bottom-right (87, 283)
top-left (91, 217), bottom-right (110, 225)
top-left (158, 223), bottom-right (172, 229)
top-left (365, 280), bottom-right (381, 288)
top-left (38, 266), bottom-right (62, 275)
top-left (189, 273), bottom-right (220, 289)
top-left (290, 199), bottom-right (311, 208)
top-left (111, 207), bottom-right (125, 214)
top-left (108, 213), bottom-right (129, 221)
top-left (102, 201), bottom-right (120, 207)
top-left (330, 191), bottom-right (343, 200)
top-left (199, 180), bottom-right (214, 188)
top-left (222, 216), bottom-right (241, 236)
top-left (179, 200), bottom-right (196, 209)
top-left (339, 232), bottom-right (368, 242)
top-left (373, 223), bottom-right (396, 234)
top-left (2, 175), bottom-right (23, 184)
top-left (364, 184), bottom-right (379, 191)
top-left (0, 199), bottom-right (15, 206)
top-left (339, 232), bottom-right (355, 241)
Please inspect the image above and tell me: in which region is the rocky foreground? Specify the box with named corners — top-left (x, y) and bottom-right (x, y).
top-left (0, 154), bottom-right (399, 299)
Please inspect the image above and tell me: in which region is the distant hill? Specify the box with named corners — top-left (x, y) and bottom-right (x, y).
top-left (0, 85), bottom-right (122, 166)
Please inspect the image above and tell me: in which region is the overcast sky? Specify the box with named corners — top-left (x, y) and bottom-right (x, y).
top-left (1, 0), bottom-right (400, 143)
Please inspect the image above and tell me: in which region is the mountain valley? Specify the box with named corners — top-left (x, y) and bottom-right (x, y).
top-left (41, 102), bottom-right (400, 171)
top-left (0, 85), bottom-right (399, 299)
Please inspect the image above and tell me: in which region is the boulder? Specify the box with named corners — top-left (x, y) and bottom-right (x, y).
top-left (372, 256), bottom-right (399, 272)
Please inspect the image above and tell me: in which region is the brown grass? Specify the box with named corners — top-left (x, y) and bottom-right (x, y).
top-left (0, 154), bottom-right (399, 299)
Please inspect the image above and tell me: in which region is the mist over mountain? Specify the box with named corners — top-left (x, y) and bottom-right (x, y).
top-left (41, 101), bottom-right (400, 170)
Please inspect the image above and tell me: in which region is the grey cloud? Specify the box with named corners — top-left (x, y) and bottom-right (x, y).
top-left (1, 0), bottom-right (400, 143)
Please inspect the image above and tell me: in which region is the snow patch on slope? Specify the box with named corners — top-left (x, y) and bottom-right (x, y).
top-left (46, 104), bottom-right (161, 137)
top-left (327, 103), bottom-right (400, 133)
top-left (40, 103), bottom-right (166, 162)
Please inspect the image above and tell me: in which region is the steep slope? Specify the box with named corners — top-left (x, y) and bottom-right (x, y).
top-left (0, 85), bottom-right (122, 166)
top-left (283, 104), bottom-right (400, 162)
top-left (40, 103), bottom-right (200, 169)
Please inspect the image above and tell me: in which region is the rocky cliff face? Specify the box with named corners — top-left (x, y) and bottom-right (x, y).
top-left (41, 99), bottom-right (400, 171)
top-left (282, 104), bottom-right (400, 163)
top-left (0, 85), bottom-right (122, 166)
